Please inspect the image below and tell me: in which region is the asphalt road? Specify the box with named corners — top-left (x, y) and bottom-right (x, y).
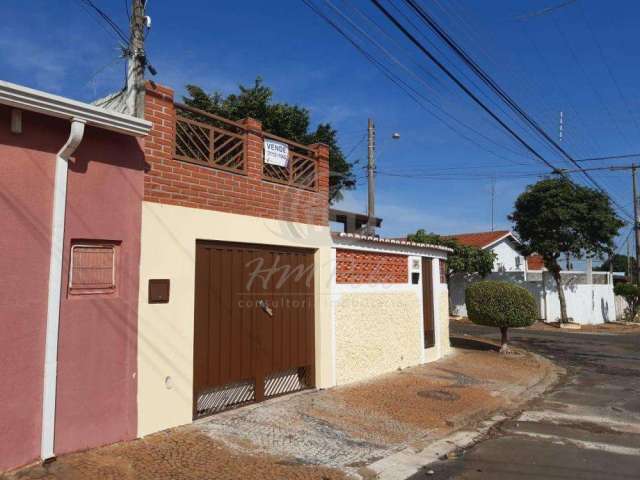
top-left (409, 323), bottom-right (640, 480)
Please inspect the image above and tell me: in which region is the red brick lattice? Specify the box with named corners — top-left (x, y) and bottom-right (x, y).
top-left (143, 82), bottom-right (330, 225)
top-left (336, 249), bottom-right (408, 284)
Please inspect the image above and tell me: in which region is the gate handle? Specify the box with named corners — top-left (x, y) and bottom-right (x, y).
top-left (257, 300), bottom-right (273, 317)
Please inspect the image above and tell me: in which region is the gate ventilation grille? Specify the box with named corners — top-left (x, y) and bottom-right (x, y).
top-left (265, 367), bottom-right (308, 398)
top-left (195, 380), bottom-right (255, 418)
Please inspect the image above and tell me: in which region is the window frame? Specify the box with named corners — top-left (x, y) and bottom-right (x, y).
top-left (68, 243), bottom-right (118, 295)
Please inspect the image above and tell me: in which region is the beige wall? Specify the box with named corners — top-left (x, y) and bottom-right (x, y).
top-left (331, 251), bottom-right (451, 386)
top-left (137, 202), bottom-right (333, 437)
top-left (334, 290), bottom-right (423, 385)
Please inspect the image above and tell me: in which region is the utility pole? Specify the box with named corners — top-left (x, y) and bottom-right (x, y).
top-left (632, 164), bottom-right (640, 285)
top-left (126, 0), bottom-right (146, 118)
top-left (367, 118), bottom-right (376, 236)
top-left (627, 241), bottom-right (631, 281)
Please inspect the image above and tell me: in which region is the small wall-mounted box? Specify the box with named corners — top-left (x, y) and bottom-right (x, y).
top-left (148, 279), bottom-right (170, 303)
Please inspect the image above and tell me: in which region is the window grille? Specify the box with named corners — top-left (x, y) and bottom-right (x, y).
top-left (69, 243), bottom-right (116, 294)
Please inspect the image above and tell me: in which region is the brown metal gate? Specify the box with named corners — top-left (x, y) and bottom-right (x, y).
top-left (193, 241), bottom-right (315, 418)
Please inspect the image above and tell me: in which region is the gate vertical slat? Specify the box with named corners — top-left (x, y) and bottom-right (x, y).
top-left (209, 248), bottom-right (222, 387)
top-left (271, 250), bottom-right (282, 373)
top-left (230, 248), bottom-right (242, 382)
top-left (297, 253), bottom-right (306, 367)
top-left (240, 248), bottom-right (252, 380)
top-left (219, 248), bottom-right (233, 385)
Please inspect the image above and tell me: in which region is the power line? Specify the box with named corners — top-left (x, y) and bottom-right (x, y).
top-left (302, 0), bottom-right (533, 166)
top-left (371, 0), bottom-right (559, 171)
top-left (79, 0), bottom-right (129, 45)
top-left (393, 0), bottom-right (634, 221)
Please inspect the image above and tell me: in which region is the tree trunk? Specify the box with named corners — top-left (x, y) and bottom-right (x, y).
top-left (499, 326), bottom-right (509, 353)
top-left (551, 267), bottom-right (569, 323)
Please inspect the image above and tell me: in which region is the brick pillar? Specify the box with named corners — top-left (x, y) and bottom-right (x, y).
top-left (143, 82), bottom-right (176, 202)
top-left (310, 143), bottom-right (330, 224)
top-left (241, 117), bottom-right (263, 181)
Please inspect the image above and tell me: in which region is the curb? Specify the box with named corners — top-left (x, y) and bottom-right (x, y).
top-left (368, 350), bottom-right (564, 480)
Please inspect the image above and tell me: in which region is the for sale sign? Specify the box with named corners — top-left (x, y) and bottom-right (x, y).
top-left (264, 139), bottom-right (289, 167)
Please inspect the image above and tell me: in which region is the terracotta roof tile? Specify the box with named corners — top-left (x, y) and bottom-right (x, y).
top-left (443, 230), bottom-right (511, 249)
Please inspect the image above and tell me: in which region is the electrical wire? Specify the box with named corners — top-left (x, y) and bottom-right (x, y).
top-left (302, 0), bottom-right (534, 166)
top-left (79, 0), bottom-right (129, 45)
top-left (391, 0), bottom-right (634, 221)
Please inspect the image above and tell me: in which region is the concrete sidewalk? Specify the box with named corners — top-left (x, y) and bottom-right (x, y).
top-left (3, 343), bottom-right (559, 480)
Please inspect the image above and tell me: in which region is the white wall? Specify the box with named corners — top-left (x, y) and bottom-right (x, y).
top-left (542, 274), bottom-right (615, 325)
top-left (490, 238), bottom-right (525, 272)
top-left (450, 271), bottom-right (615, 325)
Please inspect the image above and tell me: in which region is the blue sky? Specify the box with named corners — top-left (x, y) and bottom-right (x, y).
top-left (3, 0), bottom-right (640, 252)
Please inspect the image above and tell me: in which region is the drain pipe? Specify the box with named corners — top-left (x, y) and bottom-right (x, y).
top-left (41, 119), bottom-right (86, 461)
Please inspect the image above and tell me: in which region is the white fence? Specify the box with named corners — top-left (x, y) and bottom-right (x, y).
top-left (450, 271), bottom-right (615, 325)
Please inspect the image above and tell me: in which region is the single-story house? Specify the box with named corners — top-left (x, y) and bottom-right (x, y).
top-left (445, 230), bottom-right (615, 324)
top-left (136, 82), bottom-right (452, 437)
top-left (1, 78), bottom-right (453, 472)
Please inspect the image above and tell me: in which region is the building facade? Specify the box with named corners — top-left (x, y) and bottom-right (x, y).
top-left (0, 81), bottom-right (150, 471)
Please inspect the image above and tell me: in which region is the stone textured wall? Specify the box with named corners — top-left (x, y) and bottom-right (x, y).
top-left (336, 249), bottom-right (408, 284)
top-left (335, 291), bottom-right (422, 385)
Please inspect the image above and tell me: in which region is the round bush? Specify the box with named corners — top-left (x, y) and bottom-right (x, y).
top-left (465, 280), bottom-right (537, 329)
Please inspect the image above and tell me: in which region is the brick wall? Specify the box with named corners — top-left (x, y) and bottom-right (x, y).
top-left (143, 82), bottom-right (329, 225)
top-left (336, 249), bottom-right (408, 284)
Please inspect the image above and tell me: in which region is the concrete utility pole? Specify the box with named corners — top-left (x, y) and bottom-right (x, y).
top-left (367, 118), bottom-right (376, 236)
top-left (126, 0), bottom-right (146, 118)
top-left (632, 164), bottom-right (640, 285)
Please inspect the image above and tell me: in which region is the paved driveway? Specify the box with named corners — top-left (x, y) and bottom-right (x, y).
top-left (414, 323), bottom-right (640, 480)
top-left (3, 345), bottom-right (554, 480)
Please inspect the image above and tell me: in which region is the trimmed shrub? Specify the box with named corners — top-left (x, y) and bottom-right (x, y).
top-left (466, 281), bottom-right (537, 350)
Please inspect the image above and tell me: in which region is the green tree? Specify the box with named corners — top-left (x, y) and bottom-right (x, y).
top-left (509, 178), bottom-right (624, 323)
top-left (183, 78), bottom-right (355, 202)
top-left (407, 229), bottom-right (496, 278)
top-left (596, 254), bottom-right (636, 275)
top-left (466, 281), bottom-right (537, 352)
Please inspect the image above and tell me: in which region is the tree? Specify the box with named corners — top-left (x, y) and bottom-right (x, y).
top-left (466, 281), bottom-right (537, 353)
top-left (407, 229), bottom-right (496, 278)
top-left (596, 254), bottom-right (636, 276)
top-left (509, 178), bottom-right (624, 323)
top-left (182, 78), bottom-right (355, 202)
top-left (614, 283), bottom-right (640, 321)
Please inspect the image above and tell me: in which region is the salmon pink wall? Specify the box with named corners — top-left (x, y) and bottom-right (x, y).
top-left (0, 106), bottom-right (145, 471)
top-left (55, 124), bottom-right (145, 455)
top-left (0, 107), bottom-right (55, 471)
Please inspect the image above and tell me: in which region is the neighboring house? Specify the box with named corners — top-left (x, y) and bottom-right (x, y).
top-left (329, 208), bottom-right (382, 234)
top-left (443, 230), bottom-right (525, 272)
top-left (0, 81), bottom-right (151, 471)
top-left (446, 230), bottom-right (615, 325)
